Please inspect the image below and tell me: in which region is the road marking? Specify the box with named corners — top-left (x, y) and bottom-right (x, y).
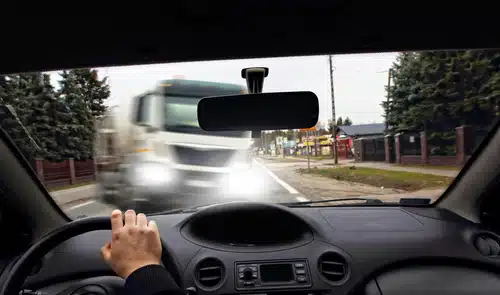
top-left (253, 159), bottom-right (299, 194)
top-left (68, 200), bottom-right (95, 210)
top-left (296, 196), bottom-right (309, 202)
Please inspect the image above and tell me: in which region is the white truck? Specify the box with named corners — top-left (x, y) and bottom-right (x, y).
top-left (95, 79), bottom-right (254, 211)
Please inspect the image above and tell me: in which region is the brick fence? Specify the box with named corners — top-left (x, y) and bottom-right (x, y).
top-left (356, 125), bottom-right (485, 166)
top-left (33, 158), bottom-right (96, 188)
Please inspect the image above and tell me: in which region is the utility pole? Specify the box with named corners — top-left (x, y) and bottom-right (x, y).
top-left (328, 55), bottom-right (338, 164)
top-left (261, 131), bottom-right (265, 155)
top-left (307, 131), bottom-right (310, 171)
top-left (385, 69), bottom-right (392, 131)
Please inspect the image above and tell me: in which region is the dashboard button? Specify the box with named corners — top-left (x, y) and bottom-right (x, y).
top-left (252, 272), bottom-right (258, 278)
top-left (243, 268), bottom-right (254, 280)
top-left (297, 276), bottom-right (307, 283)
top-left (249, 266), bottom-right (257, 271)
top-left (294, 263), bottom-right (305, 268)
top-left (296, 269), bottom-right (305, 275)
top-left (244, 281), bottom-right (254, 286)
top-left (238, 266), bottom-right (246, 272)
top-left (239, 273), bottom-right (245, 279)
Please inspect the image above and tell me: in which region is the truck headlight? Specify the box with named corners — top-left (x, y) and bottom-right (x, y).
top-left (133, 163), bottom-right (173, 186)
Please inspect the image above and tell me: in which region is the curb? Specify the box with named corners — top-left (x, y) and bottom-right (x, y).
top-left (50, 184), bottom-right (98, 205)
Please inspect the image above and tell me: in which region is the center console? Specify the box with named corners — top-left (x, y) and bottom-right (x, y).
top-left (235, 260), bottom-right (312, 290)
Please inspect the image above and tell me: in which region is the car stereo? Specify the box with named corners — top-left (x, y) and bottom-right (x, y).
top-left (235, 260), bottom-right (311, 290)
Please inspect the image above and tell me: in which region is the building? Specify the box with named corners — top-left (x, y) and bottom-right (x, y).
top-left (337, 123), bottom-right (385, 139)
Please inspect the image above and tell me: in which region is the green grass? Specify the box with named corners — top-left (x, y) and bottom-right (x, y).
top-left (297, 166), bottom-right (453, 191)
top-left (48, 181), bottom-right (96, 192)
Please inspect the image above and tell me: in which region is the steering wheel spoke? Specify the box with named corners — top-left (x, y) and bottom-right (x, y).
top-left (0, 217), bottom-right (181, 295)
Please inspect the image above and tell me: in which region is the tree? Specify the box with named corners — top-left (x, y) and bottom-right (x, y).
top-left (336, 117), bottom-right (343, 126)
top-left (58, 70), bottom-right (95, 160)
top-left (68, 69), bottom-right (111, 159)
top-left (72, 69), bottom-right (110, 118)
top-left (0, 74), bottom-right (41, 162)
top-left (344, 117), bottom-right (353, 125)
top-left (327, 119), bottom-right (335, 131)
top-left (383, 50), bottom-right (500, 155)
top-left (1, 68), bottom-right (110, 162)
top-left (23, 73), bottom-right (68, 161)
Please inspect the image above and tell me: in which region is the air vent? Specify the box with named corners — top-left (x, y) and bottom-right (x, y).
top-left (318, 252), bottom-right (348, 282)
top-left (196, 258), bottom-right (225, 288)
top-left (474, 234), bottom-right (500, 257)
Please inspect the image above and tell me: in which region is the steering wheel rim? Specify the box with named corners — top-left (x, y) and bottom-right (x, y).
top-left (0, 216), bottom-right (182, 295)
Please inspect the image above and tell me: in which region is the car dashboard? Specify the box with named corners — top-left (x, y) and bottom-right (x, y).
top-left (8, 202), bottom-right (500, 295)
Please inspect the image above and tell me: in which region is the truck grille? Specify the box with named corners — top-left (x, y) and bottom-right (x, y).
top-left (172, 145), bottom-right (236, 167)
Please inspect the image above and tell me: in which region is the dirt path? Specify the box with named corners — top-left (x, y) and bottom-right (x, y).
top-left (260, 158), bottom-right (444, 203)
top-left (262, 156), bottom-right (459, 177)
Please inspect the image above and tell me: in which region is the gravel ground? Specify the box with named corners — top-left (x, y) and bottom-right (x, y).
top-left (260, 158), bottom-right (445, 203)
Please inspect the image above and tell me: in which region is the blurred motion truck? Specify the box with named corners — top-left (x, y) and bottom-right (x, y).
top-left (95, 79), bottom-right (253, 210)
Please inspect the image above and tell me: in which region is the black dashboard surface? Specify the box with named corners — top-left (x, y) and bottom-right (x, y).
top-left (10, 204), bottom-right (500, 295)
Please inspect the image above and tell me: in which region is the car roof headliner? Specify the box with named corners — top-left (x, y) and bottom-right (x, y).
top-left (0, 1), bottom-right (496, 74)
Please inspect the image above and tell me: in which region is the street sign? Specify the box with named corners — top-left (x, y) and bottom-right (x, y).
top-left (300, 126), bottom-right (316, 132)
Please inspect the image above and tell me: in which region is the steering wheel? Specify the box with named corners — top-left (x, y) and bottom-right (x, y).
top-left (0, 217), bottom-right (182, 295)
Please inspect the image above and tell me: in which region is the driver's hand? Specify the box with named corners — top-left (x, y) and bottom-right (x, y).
top-left (101, 209), bottom-right (162, 279)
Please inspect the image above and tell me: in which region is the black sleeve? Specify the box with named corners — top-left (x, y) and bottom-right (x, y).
top-left (125, 264), bottom-right (183, 295)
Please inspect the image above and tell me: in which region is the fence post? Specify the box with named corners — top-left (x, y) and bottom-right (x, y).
top-left (384, 134), bottom-right (393, 163)
top-left (35, 158), bottom-right (44, 183)
top-left (93, 158), bottom-right (98, 180)
top-left (69, 158), bottom-right (76, 184)
top-left (394, 133), bottom-right (401, 164)
top-left (420, 131), bottom-right (428, 164)
top-left (456, 125), bottom-right (473, 166)
top-left (358, 139), bottom-right (365, 161)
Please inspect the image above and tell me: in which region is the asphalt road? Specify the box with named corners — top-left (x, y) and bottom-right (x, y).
top-left (55, 157), bottom-right (448, 219)
top-left (57, 159), bottom-right (305, 219)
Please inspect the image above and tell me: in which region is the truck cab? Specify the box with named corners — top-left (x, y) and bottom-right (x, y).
top-left (98, 79), bottom-right (254, 211)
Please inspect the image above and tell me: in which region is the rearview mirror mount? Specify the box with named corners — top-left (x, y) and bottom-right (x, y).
top-left (241, 67), bottom-right (270, 138)
top-left (241, 67), bottom-right (269, 94)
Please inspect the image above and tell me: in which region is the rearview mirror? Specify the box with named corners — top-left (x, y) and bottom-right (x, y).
top-left (197, 91), bottom-right (319, 131)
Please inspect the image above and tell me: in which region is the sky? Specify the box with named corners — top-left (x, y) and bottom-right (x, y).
top-left (49, 52), bottom-right (398, 125)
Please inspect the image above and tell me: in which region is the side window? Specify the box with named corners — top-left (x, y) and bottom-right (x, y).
top-left (134, 94), bottom-right (152, 124)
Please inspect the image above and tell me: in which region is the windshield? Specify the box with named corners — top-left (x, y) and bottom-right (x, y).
top-left (0, 50), bottom-right (498, 218)
top-left (164, 95), bottom-right (249, 138)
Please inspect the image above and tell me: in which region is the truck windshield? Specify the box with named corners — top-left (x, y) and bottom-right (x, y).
top-left (164, 95), bottom-right (250, 138)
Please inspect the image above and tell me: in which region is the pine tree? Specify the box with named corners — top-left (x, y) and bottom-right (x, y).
top-left (327, 119), bottom-right (335, 131)
top-left (344, 117), bottom-right (353, 126)
top-left (0, 74), bottom-right (39, 162)
top-left (384, 50), bottom-right (500, 155)
top-left (336, 117), bottom-right (343, 126)
top-left (23, 73), bottom-right (65, 161)
top-left (72, 69), bottom-right (110, 118)
top-left (58, 70), bottom-right (94, 160)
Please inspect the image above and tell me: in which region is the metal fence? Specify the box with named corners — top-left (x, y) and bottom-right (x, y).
top-left (362, 137), bottom-right (386, 161)
top-left (400, 133), bottom-right (421, 155)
